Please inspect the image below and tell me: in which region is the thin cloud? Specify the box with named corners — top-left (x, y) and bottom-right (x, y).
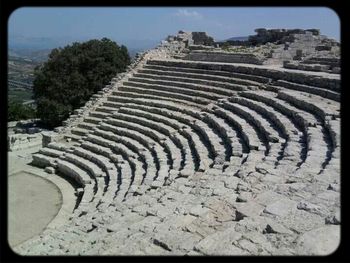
top-left (174, 9), bottom-right (203, 20)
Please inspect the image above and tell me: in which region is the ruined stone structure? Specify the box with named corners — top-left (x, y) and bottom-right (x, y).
top-left (11, 30), bottom-right (340, 256)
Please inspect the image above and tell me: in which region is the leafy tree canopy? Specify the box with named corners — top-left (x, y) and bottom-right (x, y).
top-left (33, 38), bottom-right (130, 128)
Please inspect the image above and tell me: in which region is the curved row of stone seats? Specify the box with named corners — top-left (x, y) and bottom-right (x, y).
top-left (277, 89), bottom-right (340, 151)
top-left (142, 63), bottom-right (271, 85)
top-left (110, 105), bottom-right (226, 170)
top-left (54, 158), bottom-right (97, 215)
top-left (197, 111), bottom-right (241, 161)
top-left (121, 82), bottom-right (219, 103)
top-left (114, 102), bottom-right (211, 171)
top-left (83, 116), bottom-right (103, 125)
top-left (107, 90), bottom-right (206, 110)
top-left (60, 147), bottom-right (109, 207)
top-left (89, 111), bottom-right (111, 120)
top-left (32, 153), bottom-right (57, 168)
top-left (128, 75), bottom-right (247, 95)
top-left (94, 105), bottom-right (120, 114)
top-left (89, 128), bottom-right (156, 175)
top-left (137, 67), bottom-right (265, 87)
top-left (275, 90), bottom-right (339, 174)
top-left (117, 107), bottom-right (193, 171)
top-left (147, 59), bottom-right (340, 92)
top-left (225, 95), bottom-right (304, 167)
top-left (85, 131), bottom-right (148, 192)
top-left (71, 111), bottom-right (112, 138)
top-left (38, 147), bottom-right (65, 158)
top-left (111, 88), bottom-right (210, 106)
top-left (71, 127), bottom-right (91, 137)
top-left (105, 115), bottom-right (174, 171)
top-left (274, 80), bottom-right (340, 102)
top-left (103, 96), bottom-right (229, 170)
top-left (83, 134), bottom-right (141, 200)
top-left (77, 121), bottom-right (96, 131)
top-left (218, 99), bottom-right (284, 156)
top-left (211, 105), bottom-right (265, 153)
top-left (134, 101), bottom-right (233, 166)
top-left (277, 90), bottom-right (340, 123)
top-left (209, 104), bottom-right (267, 175)
top-left (239, 90), bottom-right (330, 175)
top-left (95, 122), bottom-right (170, 189)
top-left (110, 110), bottom-right (183, 171)
top-left (224, 98), bottom-right (288, 163)
top-left (76, 141), bottom-right (127, 204)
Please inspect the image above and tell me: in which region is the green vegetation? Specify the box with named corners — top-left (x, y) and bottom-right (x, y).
top-left (33, 38), bottom-right (130, 128)
top-left (8, 89), bottom-right (33, 103)
top-left (8, 101), bottom-right (36, 121)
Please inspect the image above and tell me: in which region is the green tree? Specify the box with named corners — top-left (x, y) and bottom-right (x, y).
top-left (8, 101), bottom-right (36, 121)
top-left (33, 38), bottom-right (130, 128)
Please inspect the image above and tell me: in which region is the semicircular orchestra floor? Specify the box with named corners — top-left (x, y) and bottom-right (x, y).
top-left (8, 171), bottom-right (62, 248)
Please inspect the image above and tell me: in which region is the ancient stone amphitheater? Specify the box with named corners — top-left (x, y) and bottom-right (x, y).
top-left (12, 30), bottom-right (340, 255)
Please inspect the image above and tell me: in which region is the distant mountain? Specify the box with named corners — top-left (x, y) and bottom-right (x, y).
top-left (9, 35), bottom-right (160, 60)
top-left (9, 48), bottom-right (51, 62)
top-left (9, 35), bottom-right (73, 50)
top-left (225, 36), bottom-right (250, 42)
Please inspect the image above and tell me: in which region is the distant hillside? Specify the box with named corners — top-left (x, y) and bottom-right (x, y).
top-left (9, 48), bottom-right (51, 63)
top-left (225, 36), bottom-right (249, 41)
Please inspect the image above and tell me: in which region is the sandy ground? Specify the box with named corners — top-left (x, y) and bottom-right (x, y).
top-left (8, 171), bottom-right (62, 248)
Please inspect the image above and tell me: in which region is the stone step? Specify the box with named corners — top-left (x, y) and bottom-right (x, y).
top-left (129, 75), bottom-right (245, 95)
top-left (95, 105), bottom-right (120, 114)
top-left (138, 67), bottom-right (263, 87)
top-left (56, 158), bottom-right (92, 187)
top-left (64, 133), bottom-right (82, 142)
top-left (222, 99), bottom-right (283, 144)
top-left (240, 90), bottom-right (330, 173)
top-left (212, 106), bottom-right (264, 152)
top-left (116, 109), bottom-right (186, 171)
top-left (277, 90), bottom-right (340, 121)
top-left (62, 152), bottom-right (106, 179)
top-left (84, 116), bottom-right (103, 125)
top-left (142, 63), bottom-right (271, 84)
top-left (230, 96), bottom-right (304, 165)
top-left (32, 153), bottom-right (57, 168)
top-left (275, 80), bottom-right (340, 102)
top-left (89, 111), bottom-right (111, 119)
top-left (104, 116), bottom-right (174, 169)
top-left (147, 59), bottom-right (340, 91)
top-left (107, 91), bottom-right (204, 109)
top-left (118, 106), bottom-right (196, 171)
top-left (78, 122), bottom-right (97, 130)
top-left (120, 78), bottom-right (221, 100)
top-left (39, 147), bottom-right (65, 158)
top-left (93, 126), bottom-right (163, 183)
top-left (86, 132), bottom-right (144, 185)
top-left (47, 142), bottom-right (70, 151)
top-left (117, 103), bottom-right (211, 171)
top-left (71, 127), bottom-right (91, 137)
top-left (110, 88), bottom-right (209, 106)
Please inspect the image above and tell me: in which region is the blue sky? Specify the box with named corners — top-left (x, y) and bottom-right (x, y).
top-left (8, 7), bottom-right (340, 50)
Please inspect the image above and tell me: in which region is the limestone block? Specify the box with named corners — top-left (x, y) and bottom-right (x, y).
top-left (45, 166), bottom-right (56, 174)
top-left (296, 225), bottom-right (340, 255)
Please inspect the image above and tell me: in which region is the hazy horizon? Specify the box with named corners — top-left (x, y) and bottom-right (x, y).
top-left (9, 7), bottom-right (340, 51)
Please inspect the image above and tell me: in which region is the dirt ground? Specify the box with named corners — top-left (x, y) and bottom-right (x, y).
top-left (8, 171), bottom-right (62, 248)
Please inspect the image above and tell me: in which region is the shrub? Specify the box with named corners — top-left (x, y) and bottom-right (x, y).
top-left (8, 101), bottom-right (36, 121)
